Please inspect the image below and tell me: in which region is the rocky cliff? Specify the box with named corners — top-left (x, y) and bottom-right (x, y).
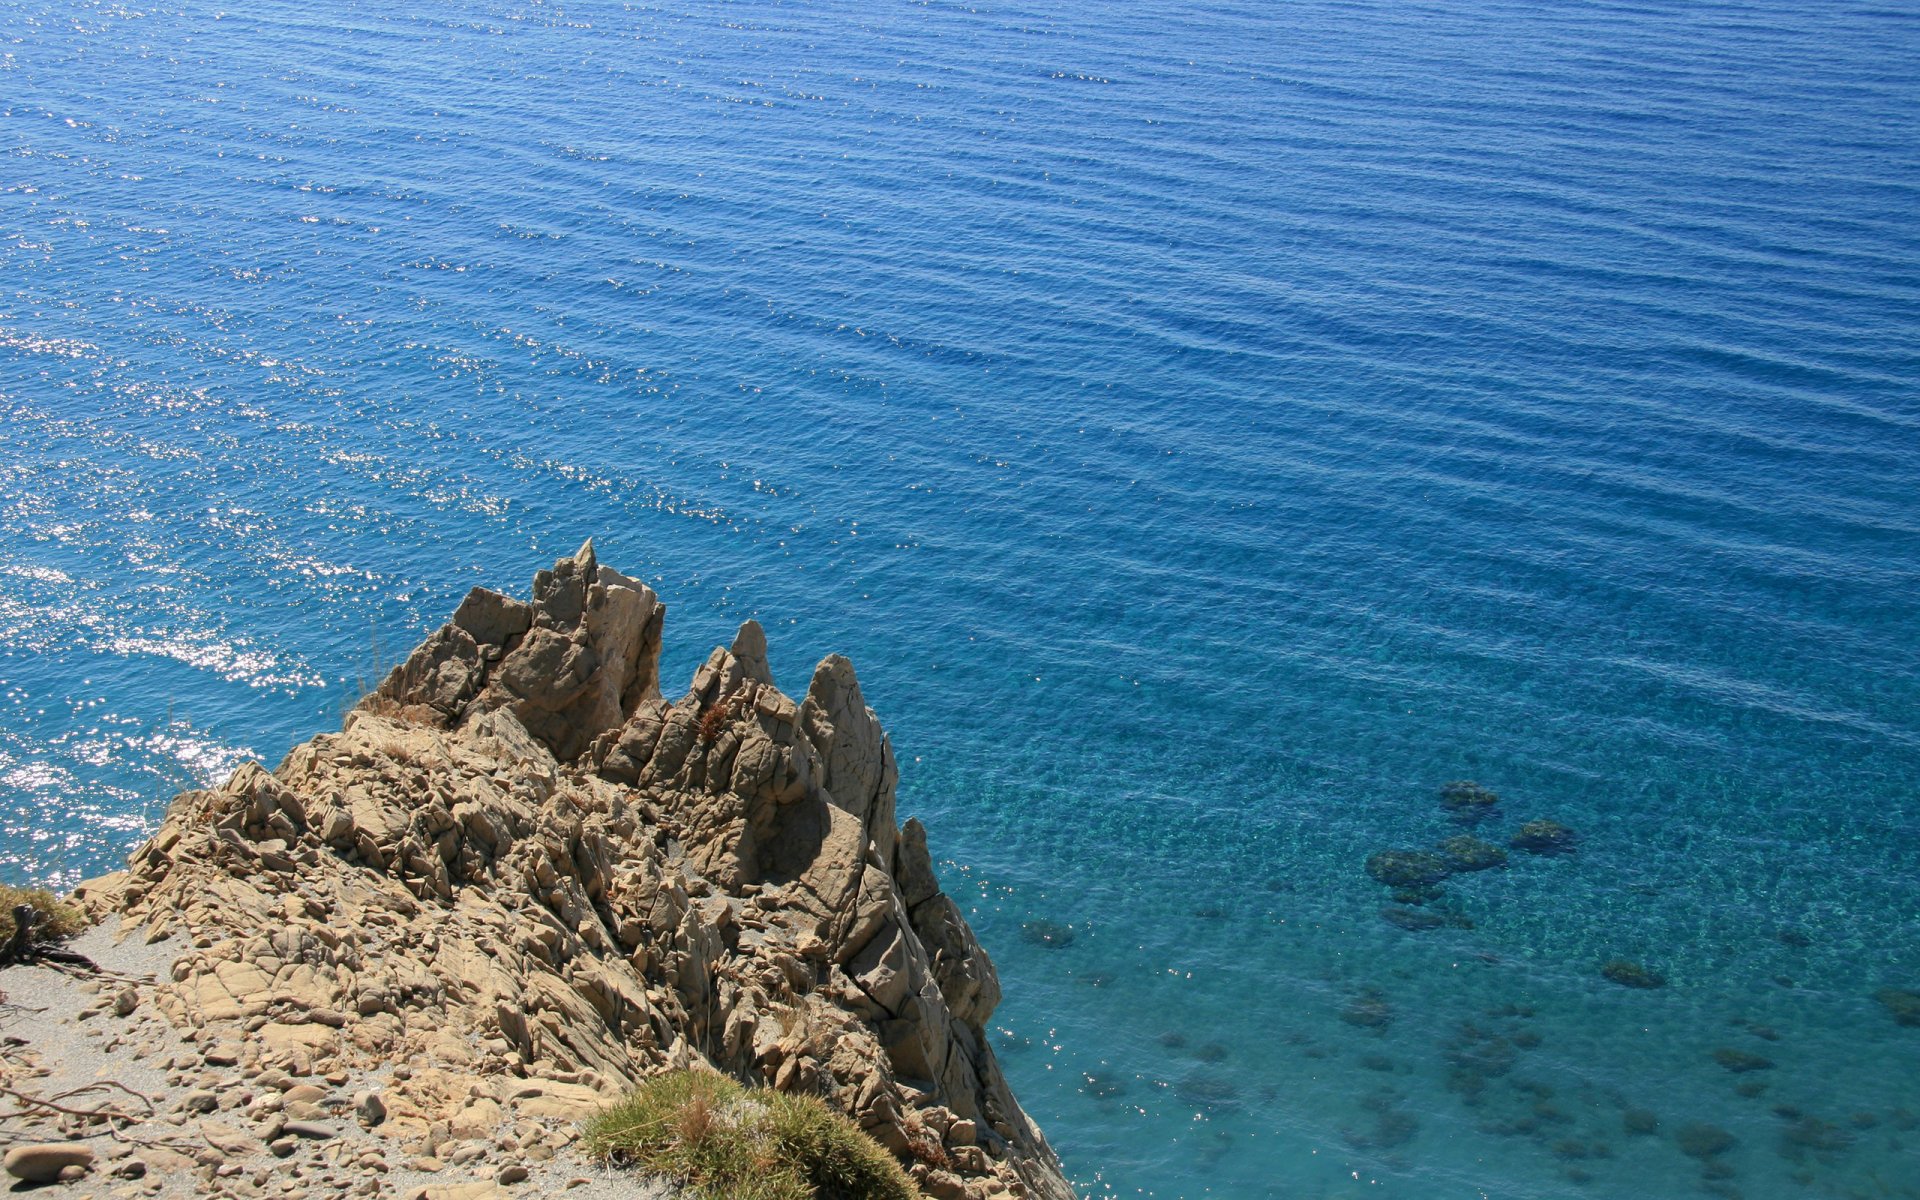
top-left (74, 542), bottom-right (1073, 1200)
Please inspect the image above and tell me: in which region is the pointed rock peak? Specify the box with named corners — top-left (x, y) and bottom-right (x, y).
top-left (731, 620), bottom-right (774, 686)
top-left (530, 538), bottom-right (601, 630)
top-left (807, 653), bottom-right (861, 711)
top-left (569, 536), bottom-right (598, 582)
top-left (894, 817), bottom-right (939, 908)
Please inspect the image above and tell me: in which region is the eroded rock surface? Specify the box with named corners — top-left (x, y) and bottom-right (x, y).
top-left (77, 543), bottom-right (1072, 1200)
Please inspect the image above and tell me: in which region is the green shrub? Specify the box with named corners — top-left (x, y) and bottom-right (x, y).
top-left (584, 1070), bottom-right (921, 1200)
top-left (0, 886), bottom-right (88, 945)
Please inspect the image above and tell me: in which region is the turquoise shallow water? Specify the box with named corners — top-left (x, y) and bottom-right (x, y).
top-left (3, 0), bottom-right (1919, 1196)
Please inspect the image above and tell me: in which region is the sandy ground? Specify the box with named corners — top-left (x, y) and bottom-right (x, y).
top-left (0, 923), bottom-right (672, 1199)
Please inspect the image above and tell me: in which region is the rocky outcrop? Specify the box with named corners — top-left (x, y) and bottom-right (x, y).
top-left (77, 543), bottom-right (1073, 1200)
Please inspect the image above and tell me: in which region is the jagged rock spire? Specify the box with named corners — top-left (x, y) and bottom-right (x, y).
top-left (93, 547), bottom-right (1073, 1200)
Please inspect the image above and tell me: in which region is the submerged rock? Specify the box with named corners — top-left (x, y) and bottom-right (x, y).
top-left (1712, 1047), bottom-right (1774, 1073)
top-left (1622, 1108), bottom-right (1660, 1136)
top-left (1874, 986), bottom-right (1920, 1027)
top-left (1380, 905), bottom-right (1446, 931)
top-left (1341, 990), bottom-right (1394, 1031)
top-left (1174, 1074), bottom-right (1242, 1113)
top-left (1438, 835), bottom-right (1508, 873)
top-left (1778, 1114), bottom-right (1855, 1157)
top-left (1020, 919), bottom-right (1076, 949)
top-left (1344, 1091), bottom-right (1419, 1150)
top-left (1601, 959), bottom-right (1667, 989)
top-left (1676, 1123), bottom-right (1737, 1159)
top-left (1444, 1025), bottom-right (1518, 1078)
top-left (1509, 819), bottom-right (1577, 854)
top-left (1365, 849), bottom-right (1453, 889)
top-left (1439, 780), bottom-right (1500, 821)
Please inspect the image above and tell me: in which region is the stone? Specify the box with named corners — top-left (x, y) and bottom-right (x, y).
top-left (355, 1090), bottom-right (387, 1127)
top-left (1019, 920), bottom-right (1075, 949)
top-left (407, 1185), bottom-right (512, 1200)
top-left (1875, 987), bottom-right (1920, 1027)
top-left (1509, 819), bottom-right (1576, 854)
top-left (1600, 959), bottom-right (1666, 989)
top-left (1364, 850), bottom-right (1452, 889)
top-left (1380, 906), bottom-right (1446, 931)
top-left (1712, 1047), bottom-right (1773, 1073)
top-left (1439, 780), bottom-right (1500, 820)
top-left (1437, 835), bottom-right (1507, 872)
top-left (204, 1042), bottom-right (245, 1066)
top-left (1676, 1123), bottom-right (1736, 1158)
top-left (1780, 1114), bottom-right (1854, 1154)
top-left (1341, 991), bottom-right (1392, 1030)
top-left (4, 1143), bottom-right (95, 1183)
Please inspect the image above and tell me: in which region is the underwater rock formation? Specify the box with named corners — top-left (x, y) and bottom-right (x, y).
top-left (1509, 819), bottom-right (1576, 854)
top-left (1364, 850), bottom-right (1453, 889)
top-left (1874, 986), bottom-right (1920, 1027)
top-left (1439, 780), bottom-right (1500, 822)
top-left (1438, 835), bottom-right (1507, 873)
top-left (1601, 959), bottom-right (1667, 990)
top-left (75, 543), bottom-right (1073, 1200)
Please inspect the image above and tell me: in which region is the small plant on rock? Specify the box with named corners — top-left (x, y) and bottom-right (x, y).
top-left (0, 885), bottom-right (87, 955)
top-left (584, 1069), bottom-right (922, 1200)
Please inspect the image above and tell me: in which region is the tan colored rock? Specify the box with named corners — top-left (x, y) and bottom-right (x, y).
top-left (4, 1142), bottom-right (94, 1183)
top-left (78, 549), bottom-right (1073, 1200)
top-left (406, 1184), bottom-right (512, 1200)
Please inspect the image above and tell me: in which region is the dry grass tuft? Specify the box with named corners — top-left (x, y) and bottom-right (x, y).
top-left (0, 885), bottom-right (89, 945)
top-left (584, 1069), bottom-right (921, 1200)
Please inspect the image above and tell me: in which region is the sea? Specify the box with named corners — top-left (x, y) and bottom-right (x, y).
top-left (2, 1), bottom-right (1917, 1196)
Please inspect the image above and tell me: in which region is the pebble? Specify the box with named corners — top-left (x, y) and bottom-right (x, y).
top-left (5, 1142), bottom-right (96, 1183)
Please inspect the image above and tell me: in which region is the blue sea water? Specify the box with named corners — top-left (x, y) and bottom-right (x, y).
top-left (4, 0), bottom-right (1919, 1195)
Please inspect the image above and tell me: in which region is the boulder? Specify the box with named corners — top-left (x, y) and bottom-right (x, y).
top-left (1364, 850), bottom-right (1452, 889)
top-left (1439, 780), bottom-right (1500, 821)
top-left (1601, 959), bottom-right (1666, 989)
top-left (1509, 819), bottom-right (1576, 854)
top-left (1437, 835), bottom-right (1507, 872)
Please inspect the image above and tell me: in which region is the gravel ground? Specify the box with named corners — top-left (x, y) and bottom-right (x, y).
top-left (0, 922), bottom-right (673, 1200)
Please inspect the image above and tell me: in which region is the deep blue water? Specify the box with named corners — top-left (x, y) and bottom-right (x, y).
top-left (4, 0), bottom-right (1919, 1195)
